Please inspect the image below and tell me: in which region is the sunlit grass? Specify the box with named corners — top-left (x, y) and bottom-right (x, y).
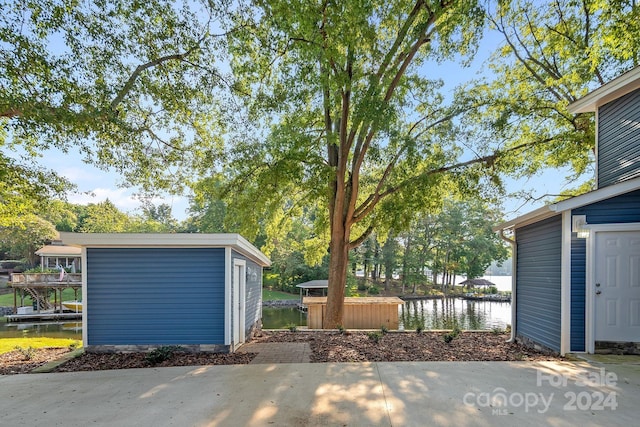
top-left (0, 337), bottom-right (82, 354)
top-left (262, 289), bottom-right (299, 300)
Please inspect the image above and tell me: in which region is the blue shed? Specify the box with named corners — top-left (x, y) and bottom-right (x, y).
top-left (60, 233), bottom-right (270, 353)
top-left (495, 67), bottom-right (640, 355)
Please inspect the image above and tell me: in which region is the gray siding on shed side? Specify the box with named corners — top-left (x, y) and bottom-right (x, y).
top-left (516, 215), bottom-right (562, 352)
top-left (598, 87), bottom-right (640, 188)
top-left (231, 250), bottom-right (263, 337)
top-left (86, 247), bottom-right (226, 346)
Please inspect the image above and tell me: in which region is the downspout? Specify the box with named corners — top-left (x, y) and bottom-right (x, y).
top-left (499, 229), bottom-right (517, 343)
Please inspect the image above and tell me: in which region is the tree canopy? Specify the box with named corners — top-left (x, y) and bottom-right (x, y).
top-left (1, 0), bottom-right (233, 200)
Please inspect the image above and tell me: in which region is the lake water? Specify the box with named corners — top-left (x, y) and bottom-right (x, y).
top-left (0, 297), bottom-right (511, 337)
top-left (262, 297), bottom-right (511, 330)
top-left (0, 321), bottom-right (82, 340)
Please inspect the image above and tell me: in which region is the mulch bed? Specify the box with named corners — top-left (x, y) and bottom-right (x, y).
top-left (251, 330), bottom-right (561, 363)
top-left (0, 331), bottom-right (561, 375)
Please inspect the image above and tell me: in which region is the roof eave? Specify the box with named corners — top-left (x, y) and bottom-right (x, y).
top-left (495, 176), bottom-right (640, 232)
top-left (493, 205), bottom-right (557, 232)
top-left (60, 232), bottom-right (271, 267)
top-left (568, 66), bottom-right (640, 114)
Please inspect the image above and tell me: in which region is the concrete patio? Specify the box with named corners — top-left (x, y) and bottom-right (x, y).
top-left (1, 358), bottom-right (639, 426)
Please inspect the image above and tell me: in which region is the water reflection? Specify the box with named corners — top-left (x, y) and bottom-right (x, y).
top-left (400, 298), bottom-right (511, 330)
top-left (262, 307), bottom-right (308, 329)
top-left (261, 298), bottom-right (511, 330)
top-left (0, 321), bottom-right (82, 339)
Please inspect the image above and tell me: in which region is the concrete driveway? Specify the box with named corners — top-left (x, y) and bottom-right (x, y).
top-left (1, 359), bottom-right (639, 426)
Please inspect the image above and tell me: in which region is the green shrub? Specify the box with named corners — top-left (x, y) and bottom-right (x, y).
top-left (443, 333), bottom-right (454, 344)
top-left (367, 331), bottom-right (382, 343)
top-left (380, 325), bottom-right (388, 334)
top-left (451, 324), bottom-right (461, 338)
top-left (368, 286), bottom-right (380, 295)
top-left (337, 324), bottom-right (345, 334)
top-left (287, 323), bottom-right (298, 332)
top-left (416, 324), bottom-right (424, 334)
top-left (14, 345), bottom-right (36, 361)
top-left (145, 346), bottom-right (182, 365)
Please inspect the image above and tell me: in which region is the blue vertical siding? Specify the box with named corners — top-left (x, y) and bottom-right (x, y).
top-left (232, 251), bottom-right (263, 336)
top-left (598, 88), bottom-right (640, 188)
top-left (86, 248), bottom-right (225, 346)
top-left (570, 236), bottom-right (586, 352)
top-left (516, 215), bottom-right (562, 352)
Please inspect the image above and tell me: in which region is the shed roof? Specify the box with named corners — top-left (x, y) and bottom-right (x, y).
top-left (459, 278), bottom-right (495, 287)
top-left (35, 245), bottom-right (82, 257)
top-left (296, 280), bottom-right (329, 289)
top-left (60, 232), bottom-right (271, 267)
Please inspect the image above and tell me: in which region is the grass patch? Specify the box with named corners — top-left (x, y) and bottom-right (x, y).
top-left (262, 289), bottom-right (299, 301)
top-left (0, 337), bottom-right (81, 355)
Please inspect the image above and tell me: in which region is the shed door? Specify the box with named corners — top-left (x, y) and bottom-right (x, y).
top-left (594, 231), bottom-right (640, 342)
top-left (232, 260), bottom-right (246, 347)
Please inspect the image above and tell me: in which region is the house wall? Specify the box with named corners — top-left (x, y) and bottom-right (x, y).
top-left (598, 87), bottom-right (640, 188)
top-left (231, 250), bottom-right (263, 338)
top-left (573, 189), bottom-right (640, 224)
top-left (85, 247), bottom-right (226, 351)
top-left (515, 215), bottom-right (562, 352)
top-left (570, 236), bottom-right (586, 352)
top-left (569, 189), bottom-right (640, 351)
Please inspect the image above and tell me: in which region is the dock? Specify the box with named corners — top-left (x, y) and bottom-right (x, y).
top-left (5, 311), bottom-right (82, 322)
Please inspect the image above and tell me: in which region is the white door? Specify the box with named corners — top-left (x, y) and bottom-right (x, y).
top-left (594, 231), bottom-right (640, 342)
top-left (232, 260), bottom-right (246, 347)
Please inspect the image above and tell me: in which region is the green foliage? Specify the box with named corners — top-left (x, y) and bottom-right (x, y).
top-left (14, 345), bottom-right (36, 361)
top-left (416, 324), bottom-right (424, 334)
top-left (337, 324), bottom-right (345, 334)
top-left (287, 323), bottom-right (298, 332)
top-left (368, 286), bottom-right (380, 295)
top-left (145, 346), bottom-right (183, 365)
top-left (471, 0), bottom-right (640, 194)
top-left (443, 324), bottom-right (461, 343)
top-left (0, 215), bottom-right (58, 266)
top-left (1, 0), bottom-right (233, 194)
top-left (380, 325), bottom-right (388, 335)
top-left (367, 331), bottom-right (383, 344)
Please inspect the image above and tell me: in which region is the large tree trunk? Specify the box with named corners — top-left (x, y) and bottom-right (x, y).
top-left (325, 225), bottom-right (350, 328)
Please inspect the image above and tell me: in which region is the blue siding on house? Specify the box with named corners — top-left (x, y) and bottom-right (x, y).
top-left (568, 190), bottom-right (640, 351)
top-left (573, 189), bottom-right (640, 224)
top-left (570, 236), bottom-right (586, 352)
top-left (598, 88), bottom-right (640, 188)
top-left (516, 215), bottom-right (562, 352)
top-left (86, 248), bottom-right (225, 346)
top-left (232, 251), bottom-right (262, 337)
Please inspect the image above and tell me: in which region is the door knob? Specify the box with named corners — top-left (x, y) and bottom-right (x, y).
top-left (596, 283), bottom-right (601, 287)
